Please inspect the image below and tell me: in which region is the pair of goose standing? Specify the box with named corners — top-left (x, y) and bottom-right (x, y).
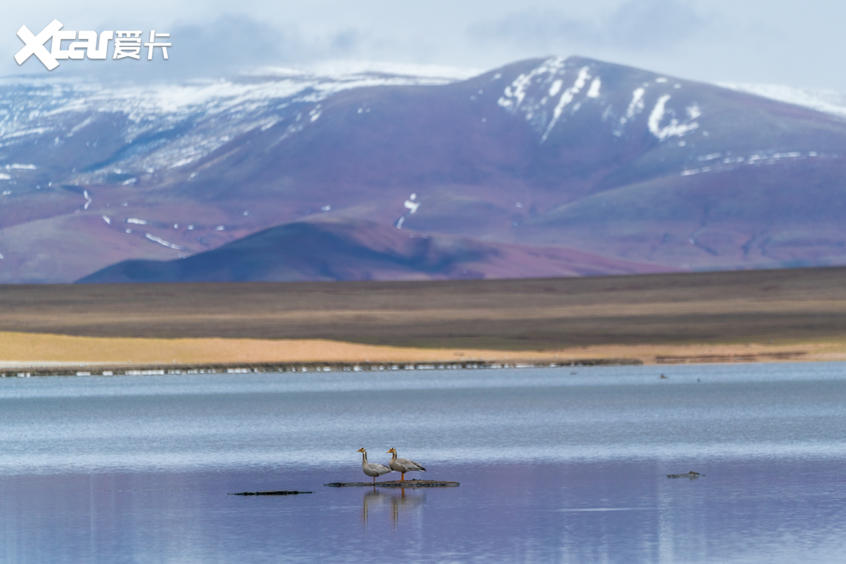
top-left (357, 447), bottom-right (426, 484)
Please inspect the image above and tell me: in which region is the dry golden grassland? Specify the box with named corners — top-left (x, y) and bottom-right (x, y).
top-left (2, 331), bottom-right (845, 368)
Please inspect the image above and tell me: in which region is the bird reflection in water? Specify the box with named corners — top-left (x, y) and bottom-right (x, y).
top-left (361, 487), bottom-right (425, 528)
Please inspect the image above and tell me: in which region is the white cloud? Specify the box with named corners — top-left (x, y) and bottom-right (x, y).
top-left (2, 0), bottom-right (846, 91)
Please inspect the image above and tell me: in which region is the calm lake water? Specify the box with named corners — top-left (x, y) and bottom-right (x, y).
top-left (1, 363), bottom-right (845, 562)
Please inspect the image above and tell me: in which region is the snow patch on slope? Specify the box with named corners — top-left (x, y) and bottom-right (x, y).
top-left (721, 83), bottom-right (846, 118)
top-left (614, 87), bottom-right (646, 136)
top-left (586, 77), bottom-right (602, 99)
top-left (681, 150), bottom-right (825, 176)
top-left (404, 193), bottom-right (420, 214)
top-left (145, 233), bottom-right (182, 250)
top-left (395, 193), bottom-right (421, 229)
top-left (497, 57), bottom-right (602, 141)
top-left (498, 57), bottom-right (567, 112)
top-left (648, 95), bottom-right (700, 140)
top-left (542, 66), bottom-right (592, 141)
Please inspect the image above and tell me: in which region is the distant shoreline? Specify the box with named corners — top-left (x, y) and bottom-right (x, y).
top-left (0, 358), bottom-right (638, 378)
top-left (2, 331), bottom-right (843, 378)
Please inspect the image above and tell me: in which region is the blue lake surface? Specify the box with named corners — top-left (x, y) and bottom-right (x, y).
top-left (1, 363), bottom-right (845, 562)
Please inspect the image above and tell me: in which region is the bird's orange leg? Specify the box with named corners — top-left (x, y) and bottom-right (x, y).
top-left (401, 473), bottom-right (405, 481)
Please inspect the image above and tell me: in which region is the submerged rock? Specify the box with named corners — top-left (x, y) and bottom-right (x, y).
top-left (325, 479), bottom-right (459, 488)
top-left (666, 471), bottom-right (703, 479)
top-left (230, 490), bottom-right (313, 495)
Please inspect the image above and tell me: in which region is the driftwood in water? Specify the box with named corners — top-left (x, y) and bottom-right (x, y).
top-left (325, 479), bottom-right (459, 488)
top-left (666, 471), bottom-right (703, 479)
top-left (230, 490), bottom-right (313, 496)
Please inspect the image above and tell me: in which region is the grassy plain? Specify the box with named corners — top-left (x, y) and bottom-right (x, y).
top-left (2, 266), bottom-right (846, 368)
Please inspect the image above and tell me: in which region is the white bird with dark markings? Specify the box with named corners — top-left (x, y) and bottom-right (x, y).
top-left (357, 447), bottom-right (391, 485)
top-left (386, 447), bottom-right (426, 481)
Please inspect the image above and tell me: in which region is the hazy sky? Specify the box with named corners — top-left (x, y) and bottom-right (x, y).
top-left (4, 0), bottom-right (845, 90)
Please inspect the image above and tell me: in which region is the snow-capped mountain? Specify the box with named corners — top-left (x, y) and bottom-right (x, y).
top-left (0, 65), bottom-right (465, 188)
top-left (2, 56), bottom-right (846, 283)
top-left (0, 65), bottom-right (469, 281)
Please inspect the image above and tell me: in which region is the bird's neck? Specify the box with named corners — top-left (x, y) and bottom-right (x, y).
top-left (391, 451), bottom-right (397, 461)
top-left (361, 451), bottom-right (368, 464)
